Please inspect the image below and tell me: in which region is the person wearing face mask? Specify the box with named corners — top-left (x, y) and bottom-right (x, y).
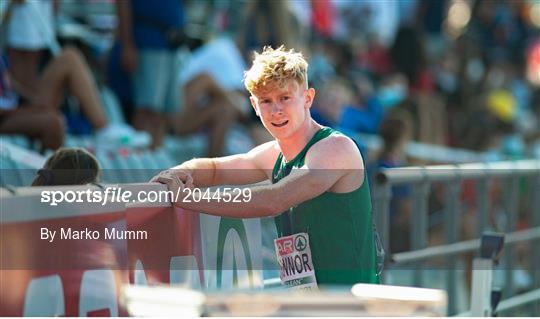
top-left (334, 73), bottom-right (407, 135)
top-left (369, 109), bottom-right (413, 253)
top-left (152, 46), bottom-right (381, 288)
top-left (377, 74), bottom-right (408, 112)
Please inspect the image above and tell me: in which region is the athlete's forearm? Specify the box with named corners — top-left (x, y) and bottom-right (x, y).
top-left (178, 167), bottom-right (334, 218)
top-left (172, 158), bottom-right (217, 187)
top-left (175, 183), bottom-right (288, 218)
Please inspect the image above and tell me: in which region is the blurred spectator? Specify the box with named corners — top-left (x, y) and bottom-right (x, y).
top-left (175, 1), bottom-right (296, 153)
top-left (173, 36), bottom-right (248, 156)
top-left (4, 0), bottom-right (59, 92)
top-left (356, 34), bottom-right (393, 76)
top-left (460, 107), bottom-right (512, 160)
top-left (238, 0), bottom-right (300, 53)
top-left (486, 89), bottom-right (527, 158)
top-left (311, 76), bottom-right (355, 127)
top-left (434, 49), bottom-right (459, 96)
top-left (310, 72), bottom-right (386, 135)
top-left (377, 73), bottom-right (408, 112)
top-left (412, 92), bottom-right (448, 146)
top-left (389, 26), bottom-right (449, 146)
top-left (398, 0), bottom-right (420, 27)
top-left (0, 48), bottom-right (150, 149)
top-left (369, 108), bottom-right (414, 252)
top-left (307, 38), bottom-right (338, 87)
top-left (390, 26), bottom-right (435, 93)
top-left (530, 90), bottom-right (540, 158)
top-left (377, 108), bottom-right (413, 163)
top-left (417, 0), bottom-right (446, 35)
top-left (310, 0), bottom-right (336, 38)
top-left (287, 0), bottom-right (311, 44)
top-left (339, 93), bottom-right (384, 135)
top-left (416, 0), bottom-right (447, 59)
top-left (31, 147), bottom-right (100, 186)
top-left (334, 0), bottom-right (400, 47)
top-left (0, 54), bottom-right (63, 150)
top-left (469, 0), bottom-right (528, 65)
top-left (312, 71), bottom-right (410, 136)
top-left (29, 146), bottom-right (124, 297)
top-left (531, 90), bottom-right (540, 132)
top-left (458, 88), bottom-right (519, 159)
top-left (110, 0), bottom-right (185, 148)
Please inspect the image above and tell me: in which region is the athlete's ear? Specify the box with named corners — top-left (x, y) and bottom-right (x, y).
top-left (305, 88), bottom-right (316, 109)
top-left (250, 96), bottom-right (260, 117)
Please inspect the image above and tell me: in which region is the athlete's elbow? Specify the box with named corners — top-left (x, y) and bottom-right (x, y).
top-left (259, 200), bottom-right (287, 217)
top-left (255, 183), bottom-right (301, 217)
top-left (270, 198), bottom-right (294, 217)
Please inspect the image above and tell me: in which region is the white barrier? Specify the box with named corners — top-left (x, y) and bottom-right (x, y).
top-left (122, 283), bottom-right (447, 316)
top-left (0, 183), bottom-right (262, 316)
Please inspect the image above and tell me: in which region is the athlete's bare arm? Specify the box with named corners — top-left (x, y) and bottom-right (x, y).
top-left (158, 135), bottom-right (364, 218)
top-left (151, 141), bottom-right (279, 187)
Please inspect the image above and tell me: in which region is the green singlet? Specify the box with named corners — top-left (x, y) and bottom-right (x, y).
top-left (272, 126), bottom-right (380, 285)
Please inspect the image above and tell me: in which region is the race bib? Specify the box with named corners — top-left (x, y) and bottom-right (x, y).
top-left (274, 233), bottom-right (318, 291)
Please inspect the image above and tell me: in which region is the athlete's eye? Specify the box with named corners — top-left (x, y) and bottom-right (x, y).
top-left (281, 96), bottom-right (290, 101)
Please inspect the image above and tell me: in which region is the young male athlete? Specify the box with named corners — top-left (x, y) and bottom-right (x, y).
top-left (152, 46), bottom-right (380, 286)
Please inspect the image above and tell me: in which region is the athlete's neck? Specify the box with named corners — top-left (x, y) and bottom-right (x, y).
top-left (277, 119), bottom-right (322, 162)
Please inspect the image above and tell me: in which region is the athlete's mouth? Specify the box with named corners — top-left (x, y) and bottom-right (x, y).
top-left (271, 120), bottom-right (289, 127)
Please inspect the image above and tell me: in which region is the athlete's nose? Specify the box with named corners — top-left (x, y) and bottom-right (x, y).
top-left (271, 102), bottom-right (284, 116)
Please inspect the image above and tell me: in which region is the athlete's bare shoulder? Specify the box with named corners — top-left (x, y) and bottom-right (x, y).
top-left (305, 133), bottom-right (364, 170)
top-left (248, 140), bottom-right (281, 171)
top-left (304, 133), bottom-right (364, 192)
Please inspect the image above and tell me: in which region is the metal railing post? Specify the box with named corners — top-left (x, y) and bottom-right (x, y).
top-left (530, 170), bottom-right (540, 315)
top-left (372, 180), bottom-right (392, 282)
top-left (476, 177), bottom-right (489, 237)
top-left (503, 176), bottom-right (519, 298)
top-left (445, 177), bottom-right (461, 315)
top-left (412, 173), bottom-right (430, 287)
top-left (470, 233), bottom-right (505, 316)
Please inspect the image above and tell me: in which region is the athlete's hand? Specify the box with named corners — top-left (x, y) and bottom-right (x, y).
top-left (151, 169), bottom-right (194, 205)
top-left (151, 169), bottom-right (194, 188)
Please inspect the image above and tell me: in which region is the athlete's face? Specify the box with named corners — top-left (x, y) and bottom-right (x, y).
top-left (250, 80), bottom-right (315, 139)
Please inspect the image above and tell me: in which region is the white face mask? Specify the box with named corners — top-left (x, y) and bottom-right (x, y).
top-left (502, 134), bottom-right (525, 157)
top-left (378, 85), bottom-right (406, 110)
top-left (466, 58), bottom-right (485, 84)
top-left (486, 67), bottom-right (506, 90)
top-left (533, 140), bottom-right (540, 159)
top-left (437, 70), bottom-right (458, 93)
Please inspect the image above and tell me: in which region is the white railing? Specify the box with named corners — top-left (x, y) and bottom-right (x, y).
top-left (372, 159), bottom-right (540, 315)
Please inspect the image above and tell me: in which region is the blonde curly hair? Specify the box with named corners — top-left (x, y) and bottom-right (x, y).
top-left (244, 46), bottom-right (308, 95)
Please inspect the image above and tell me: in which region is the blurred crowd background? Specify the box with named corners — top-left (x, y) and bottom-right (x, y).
top-left (1, 0), bottom-right (539, 161)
